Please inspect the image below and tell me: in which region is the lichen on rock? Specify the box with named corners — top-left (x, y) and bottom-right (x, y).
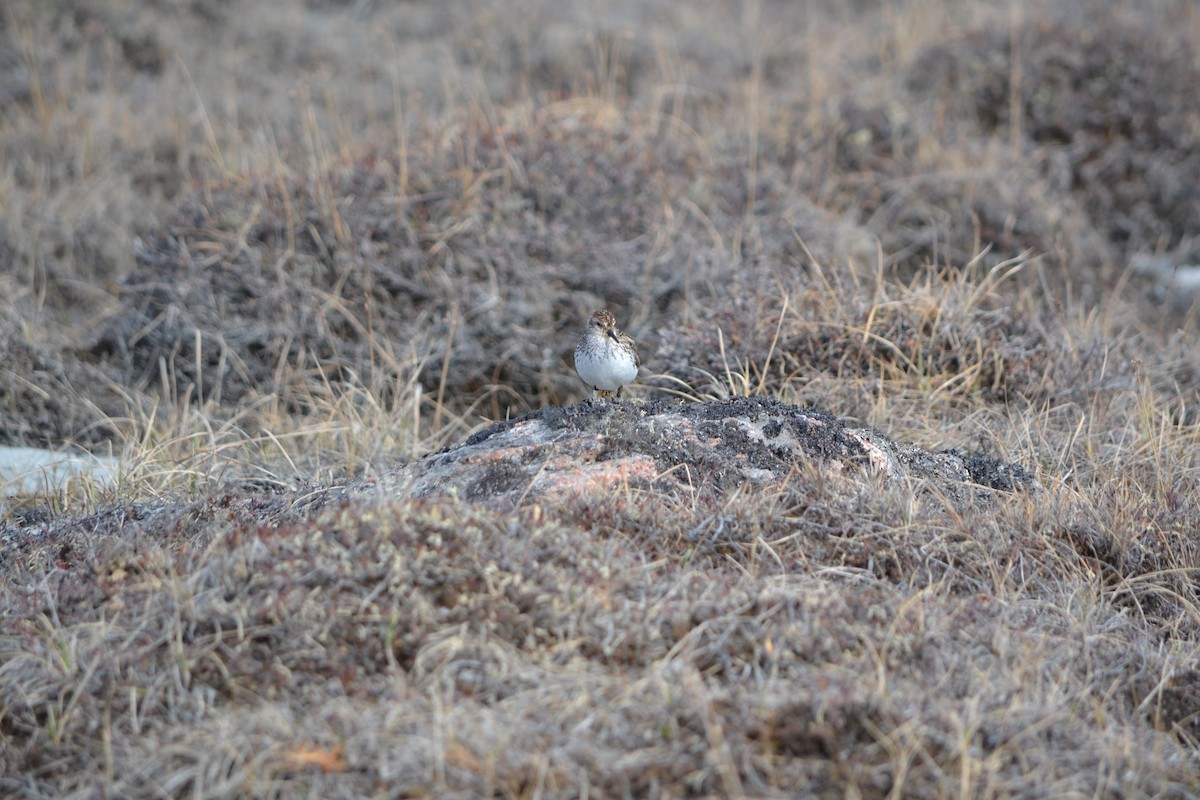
top-left (372, 397), bottom-right (1041, 509)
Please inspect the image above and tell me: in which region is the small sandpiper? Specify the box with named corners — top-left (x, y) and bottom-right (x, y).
top-left (574, 310), bottom-right (640, 398)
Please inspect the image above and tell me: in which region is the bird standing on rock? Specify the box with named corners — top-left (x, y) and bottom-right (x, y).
top-left (574, 310), bottom-right (639, 398)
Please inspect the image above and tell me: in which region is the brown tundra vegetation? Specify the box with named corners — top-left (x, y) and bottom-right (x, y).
top-left (2, 1), bottom-right (1200, 797)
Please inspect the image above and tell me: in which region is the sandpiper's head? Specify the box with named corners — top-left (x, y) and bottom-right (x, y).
top-left (588, 310), bottom-right (617, 332)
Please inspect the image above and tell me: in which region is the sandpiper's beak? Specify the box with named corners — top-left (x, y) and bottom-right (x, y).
top-left (607, 329), bottom-right (621, 343)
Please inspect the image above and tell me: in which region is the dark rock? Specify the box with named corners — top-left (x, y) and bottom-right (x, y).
top-left (373, 397), bottom-right (1042, 509)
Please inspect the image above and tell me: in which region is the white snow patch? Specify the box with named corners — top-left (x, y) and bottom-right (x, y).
top-left (0, 446), bottom-right (121, 497)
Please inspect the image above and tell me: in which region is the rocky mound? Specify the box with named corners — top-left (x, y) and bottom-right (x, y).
top-left (380, 397), bottom-right (1040, 510)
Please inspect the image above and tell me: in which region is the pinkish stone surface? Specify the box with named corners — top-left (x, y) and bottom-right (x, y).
top-left (376, 397), bottom-right (1040, 509)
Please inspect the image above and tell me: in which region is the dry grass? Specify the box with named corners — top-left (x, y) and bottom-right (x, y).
top-left (3, 0), bottom-right (1200, 796)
